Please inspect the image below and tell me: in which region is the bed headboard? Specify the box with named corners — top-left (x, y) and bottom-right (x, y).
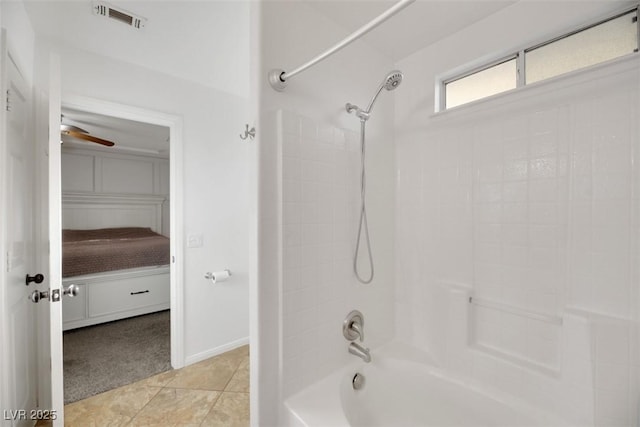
top-left (62, 193), bottom-right (166, 233)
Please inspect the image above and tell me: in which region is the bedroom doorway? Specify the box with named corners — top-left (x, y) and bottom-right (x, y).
top-left (57, 97), bottom-right (184, 403)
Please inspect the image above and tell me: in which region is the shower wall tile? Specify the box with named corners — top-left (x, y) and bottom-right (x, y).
top-left (396, 62), bottom-right (640, 425)
top-left (280, 110), bottom-right (394, 397)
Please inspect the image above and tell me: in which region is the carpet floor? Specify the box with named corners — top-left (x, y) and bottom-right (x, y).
top-left (63, 310), bottom-right (171, 404)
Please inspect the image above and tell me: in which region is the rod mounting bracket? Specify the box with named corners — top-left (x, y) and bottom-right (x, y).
top-left (268, 69), bottom-right (288, 91)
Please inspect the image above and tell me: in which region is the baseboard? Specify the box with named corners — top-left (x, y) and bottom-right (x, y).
top-left (184, 336), bottom-right (249, 366)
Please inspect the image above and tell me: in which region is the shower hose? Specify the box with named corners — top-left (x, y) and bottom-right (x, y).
top-left (354, 120), bottom-right (374, 284)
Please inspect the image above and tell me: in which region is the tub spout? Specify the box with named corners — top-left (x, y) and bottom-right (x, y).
top-left (348, 341), bottom-right (371, 363)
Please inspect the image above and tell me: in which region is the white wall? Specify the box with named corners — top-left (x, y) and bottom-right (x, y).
top-left (256, 1), bottom-right (396, 423)
top-left (34, 38), bottom-right (251, 365)
top-left (1, 1), bottom-right (35, 84)
top-left (395, 2), bottom-right (640, 425)
top-left (23, 0), bottom-right (250, 99)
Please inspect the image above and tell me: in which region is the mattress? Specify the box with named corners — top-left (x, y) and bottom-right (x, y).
top-left (62, 227), bottom-right (170, 278)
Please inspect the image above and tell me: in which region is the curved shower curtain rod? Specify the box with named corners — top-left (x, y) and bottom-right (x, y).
top-left (268, 0), bottom-right (416, 92)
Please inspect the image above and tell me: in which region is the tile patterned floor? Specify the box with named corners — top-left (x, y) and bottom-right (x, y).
top-left (41, 345), bottom-right (249, 427)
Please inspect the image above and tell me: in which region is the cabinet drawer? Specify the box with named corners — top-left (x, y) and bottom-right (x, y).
top-left (88, 273), bottom-right (169, 318)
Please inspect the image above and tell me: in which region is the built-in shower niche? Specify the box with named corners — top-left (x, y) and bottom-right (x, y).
top-left (469, 296), bottom-right (563, 375)
top-left (433, 280), bottom-right (640, 425)
top-left (431, 281), bottom-right (597, 425)
top-left (430, 281), bottom-right (564, 375)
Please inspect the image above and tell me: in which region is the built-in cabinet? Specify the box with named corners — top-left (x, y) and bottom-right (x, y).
top-left (62, 266), bottom-right (170, 330)
top-left (61, 145), bottom-right (171, 329)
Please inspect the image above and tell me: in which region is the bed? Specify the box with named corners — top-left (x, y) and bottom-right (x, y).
top-left (61, 193), bottom-right (171, 330)
top-left (63, 227), bottom-right (170, 278)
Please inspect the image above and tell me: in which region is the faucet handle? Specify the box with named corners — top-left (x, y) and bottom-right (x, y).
top-left (343, 310), bottom-right (364, 342)
top-left (350, 321), bottom-right (364, 342)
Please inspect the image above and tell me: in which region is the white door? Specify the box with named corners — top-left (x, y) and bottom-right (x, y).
top-left (0, 31), bottom-right (38, 427)
top-left (33, 52), bottom-right (64, 425)
top-left (1, 33), bottom-right (65, 425)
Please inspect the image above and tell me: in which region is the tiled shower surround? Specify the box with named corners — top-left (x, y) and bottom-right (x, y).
top-left (395, 62), bottom-right (640, 425)
top-left (280, 110), bottom-right (360, 396)
top-left (278, 110), bottom-right (395, 397)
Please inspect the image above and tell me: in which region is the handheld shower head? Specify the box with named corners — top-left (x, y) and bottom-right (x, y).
top-left (364, 70), bottom-right (403, 114)
top-left (383, 70), bottom-right (403, 91)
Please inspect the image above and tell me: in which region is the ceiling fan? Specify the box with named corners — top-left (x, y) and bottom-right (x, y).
top-left (60, 115), bottom-right (116, 147)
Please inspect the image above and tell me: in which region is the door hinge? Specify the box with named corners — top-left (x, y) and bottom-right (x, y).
top-left (5, 89), bottom-right (11, 112)
top-left (5, 251), bottom-right (11, 272)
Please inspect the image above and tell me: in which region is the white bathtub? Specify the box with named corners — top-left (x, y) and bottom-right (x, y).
top-left (284, 344), bottom-right (571, 427)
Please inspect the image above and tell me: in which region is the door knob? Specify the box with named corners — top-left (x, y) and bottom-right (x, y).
top-left (25, 273), bottom-right (44, 286)
top-left (29, 290), bottom-right (49, 303)
top-left (63, 284), bottom-right (79, 298)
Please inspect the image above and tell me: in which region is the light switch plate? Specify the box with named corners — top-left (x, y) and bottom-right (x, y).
top-left (187, 234), bottom-right (203, 248)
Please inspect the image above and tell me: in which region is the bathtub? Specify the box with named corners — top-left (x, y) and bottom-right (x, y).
top-left (284, 343), bottom-right (570, 427)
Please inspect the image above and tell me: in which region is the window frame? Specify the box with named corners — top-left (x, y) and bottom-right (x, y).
top-left (442, 55), bottom-right (519, 110)
top-left (437, 4), bottom-right (640, 112)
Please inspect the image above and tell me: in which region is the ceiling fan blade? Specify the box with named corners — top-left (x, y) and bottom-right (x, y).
top-left (60, 123), bottom-right (89, 134)
top-left (62, 130), bottom-right (115, 147)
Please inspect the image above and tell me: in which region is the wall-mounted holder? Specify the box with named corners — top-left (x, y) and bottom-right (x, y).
top-left (205, 269), bottom-right (232, 284)
top-left (240, 124), bottom-right (255, 141)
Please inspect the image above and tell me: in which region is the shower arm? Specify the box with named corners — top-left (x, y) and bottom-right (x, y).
top-left (268, 0), bottom-right (415, 91)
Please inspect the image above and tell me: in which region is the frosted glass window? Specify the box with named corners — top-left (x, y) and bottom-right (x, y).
top-left (526, 11), bottom-right (638, 84)
top-left (440, 7), bottom-right (639, 111)
top-left (445, 58), bottom-right (517, 109)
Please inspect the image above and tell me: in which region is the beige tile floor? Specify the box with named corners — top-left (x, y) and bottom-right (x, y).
top-left (40, 345), bottom-right (249, 427)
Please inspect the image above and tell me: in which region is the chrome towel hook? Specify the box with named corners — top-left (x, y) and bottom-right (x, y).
top-left (240, 124), bottom-right (256, 140)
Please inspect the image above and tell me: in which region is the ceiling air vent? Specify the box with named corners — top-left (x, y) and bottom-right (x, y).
top-left (93, 2), bottom-right (146, 29)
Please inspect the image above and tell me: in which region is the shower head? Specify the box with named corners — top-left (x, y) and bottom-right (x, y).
top-left (364, 70), bottom-right (403, 114)
top-left (383, 71), bottom-right (403, 91)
